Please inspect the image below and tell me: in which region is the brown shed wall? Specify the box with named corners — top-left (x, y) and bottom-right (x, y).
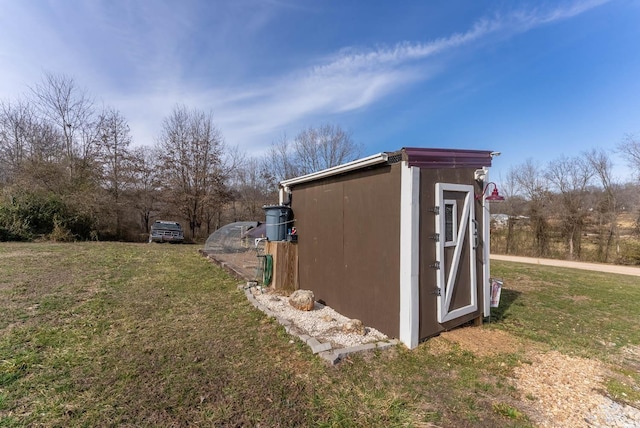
top-left (291, 164), bottom-right (402, 338)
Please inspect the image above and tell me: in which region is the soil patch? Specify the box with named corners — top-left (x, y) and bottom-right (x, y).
top-left (439, 326), bottom-right (524, 356)
top-left (565, 294), bottom-right (591, 303)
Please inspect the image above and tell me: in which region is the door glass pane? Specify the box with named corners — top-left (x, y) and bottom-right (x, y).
top-left (444, 200), bottom-right (457, 246)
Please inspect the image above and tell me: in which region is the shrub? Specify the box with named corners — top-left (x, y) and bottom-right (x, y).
top-left (49, 217), bottom-right (75, 242)
top-left (0, 191), bottom-right (95, 241)
top-left (617, 239), bottom-right (640, 265)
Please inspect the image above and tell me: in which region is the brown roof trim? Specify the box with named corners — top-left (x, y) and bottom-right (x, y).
top-left (398, 147), bottom-right (494, 169)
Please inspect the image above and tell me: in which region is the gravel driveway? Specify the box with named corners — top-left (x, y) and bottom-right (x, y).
top-left (491, 254), bottom-right (640, 277)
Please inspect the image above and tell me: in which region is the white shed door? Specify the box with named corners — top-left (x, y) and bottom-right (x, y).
top-left (435, 183), bottom-right (478, 323)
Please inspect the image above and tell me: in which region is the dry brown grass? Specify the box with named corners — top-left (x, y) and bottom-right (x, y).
top-left (5, 242), bottom-right (639, 427)
top-left (1, 242), bottom-right (534, 427)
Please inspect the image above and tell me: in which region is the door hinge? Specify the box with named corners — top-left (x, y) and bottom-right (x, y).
top-left (429, 233), bottom-right (440, 242)
top-left (472, 219), bottom-right (479, 250)
top-left (432, 287), bottom-right (441, 296)
top-left (428, 206), bottom-right (439, 215)
top-left (429, 261), bottom-right (440, 269)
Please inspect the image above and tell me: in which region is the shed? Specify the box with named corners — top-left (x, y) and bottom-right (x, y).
top-left (277, 147), bottom-right (500, 349)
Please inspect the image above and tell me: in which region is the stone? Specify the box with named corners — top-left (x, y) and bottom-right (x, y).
top-left (342, 319), bottom-right (365, 335)
top-left (321, 314), bottom-right (336, 322)
top-left (288, 289), bottom-right (315, 311)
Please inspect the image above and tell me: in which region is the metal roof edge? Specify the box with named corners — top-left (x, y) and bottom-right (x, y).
top-left (279, 152), bottom-right (389, 188)
top-left (278, 147), bottom-right (495, 188)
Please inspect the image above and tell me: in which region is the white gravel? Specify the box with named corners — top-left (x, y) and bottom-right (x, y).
top-left (250, 287), bottom-right (388, 349)
top-left (587, 398), bottom-right (640, 428)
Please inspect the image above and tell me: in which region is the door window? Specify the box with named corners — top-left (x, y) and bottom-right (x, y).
top-left (444, 200), bottom-right (457, 247)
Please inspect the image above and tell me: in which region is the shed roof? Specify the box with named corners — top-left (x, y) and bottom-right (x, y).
top-left (279, 147), bottom-right (495, 188)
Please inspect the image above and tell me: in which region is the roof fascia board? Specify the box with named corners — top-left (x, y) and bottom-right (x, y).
top-left (402, 147), bottom-right (493, 169)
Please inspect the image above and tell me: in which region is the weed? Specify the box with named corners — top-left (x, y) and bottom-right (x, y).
top-left (605, 377), bottom-right (640, 405)
top-left (0, 358), bottom-right (28, 387)
top-left (493, 402), bottom-right (525, 419)
top-left (422, 410), bottom-right (442, 423)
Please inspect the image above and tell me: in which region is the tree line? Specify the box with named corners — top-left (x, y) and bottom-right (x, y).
top-left (0, 73), bottom-right (361, 242)
top-left (493, 143), bottom-right (640, 264)
top-left (1, 72), bottom-right (639, 264)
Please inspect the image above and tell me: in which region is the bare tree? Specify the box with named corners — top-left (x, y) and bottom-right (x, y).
top-left (618, 134), bottom-right (640, 181)
top-left (156, 105), bottom-right (226, 239)
top-left (128, 146), bottom-right (161, 234)
top-left (509, 159), bottom-right (551, 257)
top-left (586, 149), bottom-right (620, 262)
top-left (201, 146), bottom-right (241, 234)
top-left (499, 170), bottom-right (528, 254)
top-left (269, 124), bottom-right (362, 181)
top-left (30, 72), bottom-right (98, 180)
top-left (0, 101), bottom-right (30, 174)
top-left (0, 100), bottom-right (64, 190)
top-left (0, 100), bottom-right (33, 184)
top-left (545, 155), bottom-right (594, 259)
top-left (97, 107), bottom-right (132, 238)
top-left (229, 156), bottom-right (278, 220)
top-left (268, 133), bottom-right (299, 182)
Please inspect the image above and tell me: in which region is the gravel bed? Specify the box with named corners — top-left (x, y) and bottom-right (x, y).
top-left (250, 287), bottom-right (388, 348)
top-left (514, 350), bottom-right (640, 427)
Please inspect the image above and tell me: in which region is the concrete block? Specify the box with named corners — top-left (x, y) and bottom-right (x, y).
top-left (262, 308), bottom-right (275, 318)
top-left (318, 351), bottom-right (341, 365)
top-left (307, 338), bottom-right (332, 354)
top-left (276, 317), bottom-right (292, 327)
top-left (376, 341), bottom-right (398, 350)
top-left (335, 343), bottom-right (377, 359)
top-left (299, 334), bottom-right (312, 343)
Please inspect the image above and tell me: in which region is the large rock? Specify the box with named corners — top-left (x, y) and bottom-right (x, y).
top-left (342, 319), bottom-right (365, 335)
top-left (288, 289), bottom-right (315, 311)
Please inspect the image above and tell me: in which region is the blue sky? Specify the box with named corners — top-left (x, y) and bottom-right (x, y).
top-left (1, 0), bottom-right (639, 183)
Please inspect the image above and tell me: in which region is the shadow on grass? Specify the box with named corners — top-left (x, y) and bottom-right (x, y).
top-left (487, 287), bottom-right (522, 323)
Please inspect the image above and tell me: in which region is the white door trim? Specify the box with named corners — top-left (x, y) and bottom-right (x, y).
top-left (399, 162), bottom-right (420, 349)
top-left (480, 168), bottom-right (491, 317)
top-left (435, 183), bottom-right (477, 324)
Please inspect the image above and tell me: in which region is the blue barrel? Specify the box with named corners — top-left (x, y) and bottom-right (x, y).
top-left (263, 205), bottom-right (292, 241)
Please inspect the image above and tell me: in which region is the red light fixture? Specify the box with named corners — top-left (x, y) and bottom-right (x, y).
top-left (476, 182), bottom-right (505, 202)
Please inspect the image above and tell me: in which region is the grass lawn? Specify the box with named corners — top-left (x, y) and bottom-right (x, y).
top-left (0, 242), bottom-right (638, 427)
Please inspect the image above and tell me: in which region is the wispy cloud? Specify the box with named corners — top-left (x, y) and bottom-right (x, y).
top-left (0, 0), bottom-right (612, 153)
top-left (199, 0), bottom-right (611, 150)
